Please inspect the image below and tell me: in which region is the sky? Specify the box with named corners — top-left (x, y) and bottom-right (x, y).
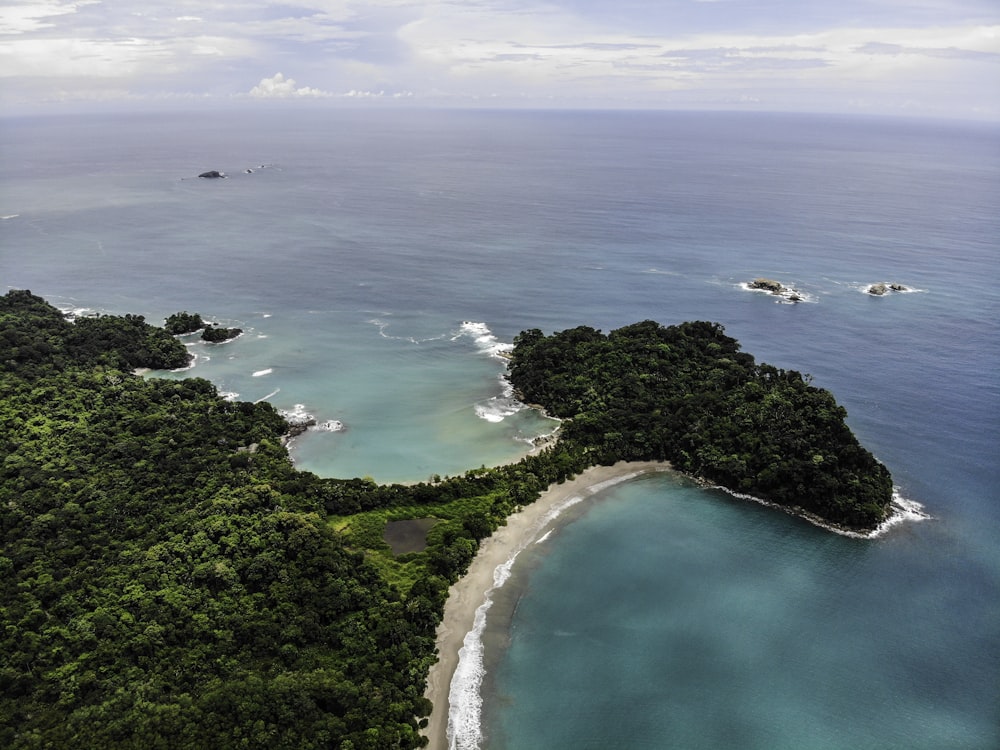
top-left (1, 0), bottom-right (998, 119)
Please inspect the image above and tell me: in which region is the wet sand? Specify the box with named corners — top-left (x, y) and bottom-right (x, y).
top-left (422, 460), bottom-right (674, 749)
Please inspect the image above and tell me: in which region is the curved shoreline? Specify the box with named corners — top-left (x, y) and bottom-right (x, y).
top-left (421, 460), bottom-right (675, 750)
top-left (420, 459), bottom-right (927, 749)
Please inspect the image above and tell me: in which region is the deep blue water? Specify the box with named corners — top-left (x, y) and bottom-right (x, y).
top-left (2, 108), bottom-right (998, 748)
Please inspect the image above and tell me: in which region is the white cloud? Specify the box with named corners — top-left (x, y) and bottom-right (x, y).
top-left (397, 15), bottom-right (1000, 98)
top-left (0, 0), bottom-right (99, 35)
top-left (248, 72), bottom-right (332, 98)
top-left (0, 34), bottom-right (258, 79)
top-left (0, 0), bottom-right (997, 118)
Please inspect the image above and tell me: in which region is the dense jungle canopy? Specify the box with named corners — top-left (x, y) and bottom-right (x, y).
top-left (0, 291), bottom-right (891, 749)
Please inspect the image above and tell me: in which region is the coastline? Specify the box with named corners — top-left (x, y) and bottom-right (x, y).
top-left (422, 460), bottom-right (675, 750)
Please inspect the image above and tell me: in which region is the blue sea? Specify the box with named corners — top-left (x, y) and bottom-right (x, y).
top-left (2, 108), bottom-right (998, 749)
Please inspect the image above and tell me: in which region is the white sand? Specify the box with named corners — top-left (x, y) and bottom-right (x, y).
top-left (421, 460), bottom-right (674, 750)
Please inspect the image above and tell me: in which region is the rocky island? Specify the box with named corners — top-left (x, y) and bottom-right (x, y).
top-left (164, 311), bottom-right (242, 342)
top-left (201, 324), bottom-right (243, 343)
top-left (867, 282), bottom-right (909, 295)
top-left (747, 277), bottom-right (803, 302)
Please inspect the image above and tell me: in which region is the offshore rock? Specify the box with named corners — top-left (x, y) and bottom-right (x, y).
top-left (867, 282), bottom-right (908, 295)
top-left (198, 170), bottom-right (225, 179)
top-left (201, 325), bottom-right (242, 343)
top-left (748, 277), bottom-right (802, 302)
top-left (750, 278), bottom-right (784, 293)
top-left (284, 420), bottom-right (316, 438)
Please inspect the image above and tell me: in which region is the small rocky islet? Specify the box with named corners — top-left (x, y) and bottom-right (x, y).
top-left (866, 282), bottom-right (909, 296)
top-left (747, 277), bottom-right (804, 302)
top-left (745, 278), bottom-right (911, 301)
top-left (164, 311), bottom-right (242, 343)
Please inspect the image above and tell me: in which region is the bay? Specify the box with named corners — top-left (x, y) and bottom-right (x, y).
top-left (2, 108), bottom-right (998, 748)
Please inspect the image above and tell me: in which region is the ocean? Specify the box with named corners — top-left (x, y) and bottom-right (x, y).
top-left (2, 107), bottom-right (998, 748)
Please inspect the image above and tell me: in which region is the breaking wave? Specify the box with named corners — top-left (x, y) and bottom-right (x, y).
top-left (456, 322), bottom-right (527, 425)
top-left (455, 321), bottom-right (514, 359)
top-left (280, 403), bottom-right (314, 425)
top-left (368, 317), bottom-right (448, 344)
top-left (870, 490), bottom-right (932, 537)
top-left (474, 375), bottom-right (524, 424)
top-left (447, 494), bottom-right (586, 750)
top-left (708, 483), bottom-right (930, 539)
top-left (276, 404), bottom-right (344, 432)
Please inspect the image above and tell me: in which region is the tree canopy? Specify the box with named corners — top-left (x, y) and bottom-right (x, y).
top-left (164, 312), bottom-right (204, 335)
top-left (0, 292), bottom-right (443, 749)
top-left (508, 320), bottom-right (892, 528)
top-left (0, 292), bottom-right (893, 748)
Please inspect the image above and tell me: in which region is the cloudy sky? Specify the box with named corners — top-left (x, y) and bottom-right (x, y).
top-left (2, 0), bottom-right (998, 118)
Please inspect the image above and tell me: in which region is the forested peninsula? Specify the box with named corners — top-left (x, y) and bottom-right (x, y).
top-left (508, 321), bottom-right (893, 529)
top-left (1, 291), bottom-right (892, 749)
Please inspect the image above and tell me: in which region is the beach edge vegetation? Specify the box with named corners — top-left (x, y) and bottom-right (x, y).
top-left (0, 291), bottom-right (891, 749)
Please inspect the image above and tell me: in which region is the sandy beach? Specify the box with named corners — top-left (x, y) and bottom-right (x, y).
top-left (422, 460), bottom-right (674, 750)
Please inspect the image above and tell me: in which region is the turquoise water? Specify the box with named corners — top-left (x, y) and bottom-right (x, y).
top-left (159, 314), bottom-right (555, 483)
top-left (485, 476), bottom-right (997, 749)
top-left (2, 108), bottom-right (998, 748)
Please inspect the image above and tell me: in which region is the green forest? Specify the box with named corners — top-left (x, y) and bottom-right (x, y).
top-left (0, 291), bottom-right (892, 749)
top-left (507, 320), bottom-right (892, 528)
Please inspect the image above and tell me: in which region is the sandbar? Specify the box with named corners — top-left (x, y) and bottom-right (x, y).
top-left (422, 460), bottom-right (674, 749)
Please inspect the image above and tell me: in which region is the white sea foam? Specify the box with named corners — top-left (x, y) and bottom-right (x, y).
top-left (447, 492), bottom-right (586, 749)
top-left (448, 597), bottom-right (493, 750)
top-left (708, 483), bottom-right (930, 539)
top-left (737, 281), bottom-right (816, 304)
top-left (60, 305), bottom-right (99, 321)
top-left (586, 472), bottom-right (642, 495)
top-left (456, 321), bottom-right (515, 359)
top-left (458, 324), bottom-right (522, 423)
top-left (1, 214), bottom-right (20, 220)
top-left (253, 388), bottom-right (280, 403)
top-left (220, 391), bottom-right (239, 402)
top-left (170, 351), bottom-right (199, 372)
top-left (315, 419), bottom-right (345, 432)
top-left (252, 368), bottom-right (273, 377)
top-left (280, 403), bottom-right (314, 425)
top-left (474, 400), bottom-right (518, 423)
top-left (856, 282), bottom-right (925, 296)
top-left (474, 376), bottom-right (524, 423)
top-left (539, 495), bottom-right (584, 526)
top-left (870, 489), bottom-right (932, 537)
top-left (369, 317), bottom-right (447, 344)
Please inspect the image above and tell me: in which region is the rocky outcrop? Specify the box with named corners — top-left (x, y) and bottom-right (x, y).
top-left (198, 170), bottom-right (225, 179)
top-left (284, 420), bottom-right (316, 439)
top-left (750, 278), bottom-right (784, 293)
top-left (867, 282), bottom-right (909, 296)
top-left (747, 278), bottom-right (804, 302)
